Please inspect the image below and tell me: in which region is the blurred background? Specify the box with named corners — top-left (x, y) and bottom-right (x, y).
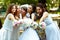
top-left (0, 0), bottom-right (60, 29)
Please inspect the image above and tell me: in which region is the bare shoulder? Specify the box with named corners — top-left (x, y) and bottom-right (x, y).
top-left (43, 12), bottom-right (48, 17)
top-left (43, 12), bottom-right (48, 15)
top-left (7, 13), bottom-right (14, 20)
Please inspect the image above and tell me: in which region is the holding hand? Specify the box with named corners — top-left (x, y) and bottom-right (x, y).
top-left (13, 21), bottom-right (23, 28)
top-left (39, 22), bottom-right (46, 29)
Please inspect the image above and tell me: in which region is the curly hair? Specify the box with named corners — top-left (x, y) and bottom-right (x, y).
top-left (5, 4), bottom-right (16, 18)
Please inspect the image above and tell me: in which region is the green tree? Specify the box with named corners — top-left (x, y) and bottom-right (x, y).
top-left (10, 0), bottom-right (38, 5)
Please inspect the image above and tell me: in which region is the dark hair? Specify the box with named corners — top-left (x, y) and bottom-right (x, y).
top-left (14, 5), bottom-right (20, 18)
top-left (37, 3), bottom-right (44, 9)
top-left (5, 4), bottom-right (16, 18)
top-left (37, 3), bottom-right (47, 11)
top-left (21, 7), bottom-right (27, 13)
top-left (21, 7), bottom-right (27, 18)
top-left (36, 3), bottom-right (44, 14)
top-left (30, 4), bottom-right (36, 13)
top-left (35, 3), bottom-right (45, 21)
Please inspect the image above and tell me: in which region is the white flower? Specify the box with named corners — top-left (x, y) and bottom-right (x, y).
top-left (22, 18), bottom-right (33, 29)
top-left (31, 21), bottom-right (38, 29)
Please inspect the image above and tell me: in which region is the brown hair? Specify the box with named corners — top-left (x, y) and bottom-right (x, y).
top-left (21, 7), bottom-right (27, 18)
top-left (34, 3), bottom-right (46, 21)
top-left (36, 3), bottom-right (45, 18)
top-left (14, 5), bottom-right (20, 18)
top-left (5, 4), bottom-right (16, 18)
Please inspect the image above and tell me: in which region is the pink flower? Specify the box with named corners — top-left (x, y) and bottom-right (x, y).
top-left (39, 22), bottom-right (46, 29)
top-left (13, 21), bottom-right (23, 27)
top-left (41, 22), bottom-right (46, 29)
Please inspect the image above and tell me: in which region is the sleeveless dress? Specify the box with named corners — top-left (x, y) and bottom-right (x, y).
top-left (44, 12), bottom-right (60, 40)
top-left (11, 15), bottom-right (22, 40)
top-left (0, 13), bottom-right (15, 40)
top-left (11, 19), bottom-right (24, 40)
top-left (11, 24), bottom-right (20, 40)
top-left (18, 18), bottom-right (40, 40)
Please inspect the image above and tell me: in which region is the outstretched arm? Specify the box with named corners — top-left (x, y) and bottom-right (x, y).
top-left (40, 12), bottom-right (48, 23)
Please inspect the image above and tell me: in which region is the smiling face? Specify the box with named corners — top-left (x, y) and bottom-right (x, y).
top-left (11, 6), bottom-right (16, 14)
top-left (27, 5), bottom-right (33, 14)
top-left (17, 5), bottom-right (21, 13)
top-left (36, 7), bottom-right (43, 14)
top-left (21, 8), bottom-right (26, 15)
top-left (21, 7), bottom-right (27, 18)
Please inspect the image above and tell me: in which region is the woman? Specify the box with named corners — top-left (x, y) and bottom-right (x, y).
top-left (0, 4), bottom-right (17, 40)
top-left (30, 4), bottom-right (36, 21)
top-left (36, 3), bottom-right (60, 40)
top-left (19, 7), bottom-right (40, 40)
top-left (26, 4), bottom-right (36, 21)
top-left (15, 5), bottom-right (22, 20)
top-left (11, 5), bottom-right (21, 40)
top-left (26, 5), bottom-right (33, 18)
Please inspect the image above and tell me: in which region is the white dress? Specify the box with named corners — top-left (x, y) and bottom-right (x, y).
top-left (0, 14), bottom-right (15, 40)
top-left (11, 26), bottom-right (20, 40)
top-left (19, 18), bottom-right (40, 40)
top-left (11, 15), bottom-right (23, 40)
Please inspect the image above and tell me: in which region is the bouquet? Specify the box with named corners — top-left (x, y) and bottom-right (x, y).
top-left (30, 22), bottom-right (38, 29)
top-left (39, 22), bottom-right (46, 29)
top-left (21, 18), bottom-right (38, 30)
top-left (13, 20), bottom-right (23, 27)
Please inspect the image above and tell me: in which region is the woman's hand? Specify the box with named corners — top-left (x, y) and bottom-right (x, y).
top-left (13, 21), bottom-right (23, 28)
top-left (39, 12), bottom-right (48, 23)
top-left (39, 22), bottom-right (46, 29)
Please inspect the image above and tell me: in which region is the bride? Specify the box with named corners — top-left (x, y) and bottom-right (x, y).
top-left (18, 6), bottom-right (40, 40)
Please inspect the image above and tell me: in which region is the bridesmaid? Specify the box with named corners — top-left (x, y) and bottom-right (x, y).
top-left (19, 7), bottom-right (40, 40)
top-left (26, 4), bottom-right (36, 21)
top-left (26, 5), bottom-right (33, 18)
top-left (36, 3), bottom-right (60, 40)
top-left (11, 5), bottom-right (21, 40)
top-left (0, 4), bottom-right (17, 40)
top-left (30, 4), bottom-right (36, 21)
